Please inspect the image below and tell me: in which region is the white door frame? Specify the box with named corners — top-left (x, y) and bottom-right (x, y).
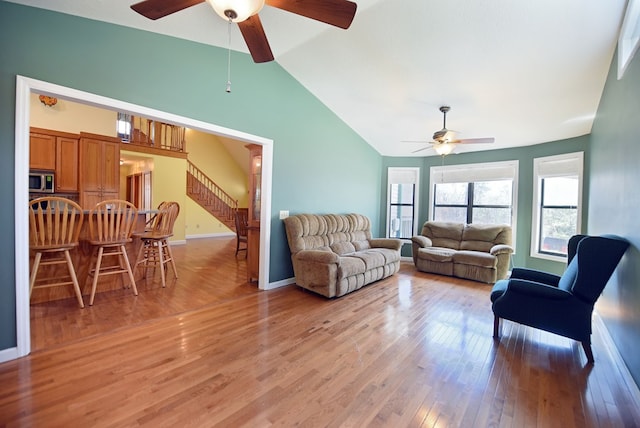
top-left (11, 75), bottom-right (273, 360)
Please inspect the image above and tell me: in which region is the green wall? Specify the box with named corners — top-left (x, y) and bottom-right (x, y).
top-left (382, 136), bottom-right (590, 272)
top-left (0, 3), bottom-right (381, 352)
top-left (589, 49), bottom-right (640, 386)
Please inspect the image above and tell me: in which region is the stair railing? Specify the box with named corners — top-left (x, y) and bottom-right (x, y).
top-left (186, 161), bottom-right (238, 223)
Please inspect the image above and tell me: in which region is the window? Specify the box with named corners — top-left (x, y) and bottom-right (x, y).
top-left (433, 180), bottom-right (513, 224)
top-left (387, 168), bottom-right (419, 240)
top-left (117, 112), bottom-right (132, 141)
top-left (531, 152), bottom-right (583, 261)
top-left (430, 160), bottom-right (518, 230)
top-left (618, 0), bottom-right (640, 79)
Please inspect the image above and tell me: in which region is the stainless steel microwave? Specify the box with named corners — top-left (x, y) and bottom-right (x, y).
top-left (29, 171), bottom-right (55, 193)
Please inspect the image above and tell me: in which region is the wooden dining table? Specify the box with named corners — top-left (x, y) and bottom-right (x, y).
top-left (29, 210), bottom-right (156, 304)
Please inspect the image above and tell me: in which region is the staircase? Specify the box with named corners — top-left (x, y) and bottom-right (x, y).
top-left (186, 161), bottom-right (238, 231)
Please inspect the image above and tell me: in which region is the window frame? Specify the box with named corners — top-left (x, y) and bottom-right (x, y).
top-left (429, 160), bottom-right (519, 249)
top-left (432, 181), bottom-right (513, 224)
top-left (386, 167), bottom-right (420, 242)
top-left (530, 152), bottom-right (584, 262)
top-left (117, 112), bottom-right (132, 141)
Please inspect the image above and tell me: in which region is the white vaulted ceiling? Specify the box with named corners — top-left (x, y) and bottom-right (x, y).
top-left (7, 0), bottom-right (629, 156)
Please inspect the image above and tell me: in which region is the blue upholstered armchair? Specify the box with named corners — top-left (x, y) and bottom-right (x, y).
top-left (490, 234), bottom-right (629, 363)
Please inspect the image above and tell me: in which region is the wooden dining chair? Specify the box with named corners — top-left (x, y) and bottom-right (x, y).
top-left (234, 208), bottom-right (248, 257)
top-left (29, 196), bottom-right (85, 308)
top-left (86, 199), bottom-right (139, 305)
top-left (134, 201), bottom-right (180, 288)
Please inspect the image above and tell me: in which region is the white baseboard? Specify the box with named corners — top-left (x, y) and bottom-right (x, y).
top-left (0, 346), bottom-right (18, 364)
top-left (401, 256), bottom-right (414, 262)
top-left (593, 311), bottom-right (640, 406)
top-left (264, 277), bottom-right (296, 290)
top-left (186, 232), bottom-right (235, 240)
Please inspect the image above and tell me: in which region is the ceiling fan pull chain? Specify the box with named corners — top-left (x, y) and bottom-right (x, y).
top-left (226, 16), bottom-right (232, 93)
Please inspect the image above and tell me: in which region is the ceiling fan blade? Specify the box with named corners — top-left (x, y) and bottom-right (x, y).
top-left (454, 137), bottom-right (495, 144)
top-left (412, 146), bottom-right (431, 154)
top-left (238, 15), bottom-right (275, 63)
top-left (266, 0), bottom-right (357, 29)
top-left (131, 0), bottom-right (204, 20)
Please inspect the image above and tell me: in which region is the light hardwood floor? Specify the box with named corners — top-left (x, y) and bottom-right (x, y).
top-left (2, 237), bottom-right (640, 427)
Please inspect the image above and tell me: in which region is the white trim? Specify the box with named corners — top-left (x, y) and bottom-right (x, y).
top-left (530, 152), bottom-right (583, 261)
top-left (13, 75), bottom-right (274, 360)
top-left (386, 167), bottom-right (420, 239)
top-left (618, 0), bottom-right (640, 80)
top-left (593, 311), bottom-right (640, 406)
top-left (167, 240), bottom-right (187, 246)
top-left (0, 347), bottom-right (19, 364)
top-left (15, 77), bottom-right (31, 359)
top-left (268, 276), bottom-right (296, 290)
top-left (186, 232), bottom-right (236, 240)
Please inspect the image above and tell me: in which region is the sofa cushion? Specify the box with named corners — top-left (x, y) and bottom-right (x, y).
top-left (350, 250), bottom-right (387, 270)
top-left (460, 224), bottom-right (512, 252)
top-left (330, 241), bottom-right (356, 255)
top-left (453, 250), bottom-right (497, 268)
top-left (375, 247), bottom-right (402, 264)
top-left (352, 240), bottom-right (372, 251)
top-left (420, 222), bottom-right (464, 250)
top-left (418, 247), bottom-right (456, 262)
top-left (338, 255), bottom-right (367, 278)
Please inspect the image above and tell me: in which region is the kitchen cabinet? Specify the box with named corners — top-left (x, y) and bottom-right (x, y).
top-left (29, 131), bottom-right (56, 171)
top-left (55, 136), bottom-right (79, 192)
top-left (30, 128), bottom-right (80, 192)
top-left (79, 132), bottom-right (121, 209)
top-left (246, 144), bottom-right (262, 283)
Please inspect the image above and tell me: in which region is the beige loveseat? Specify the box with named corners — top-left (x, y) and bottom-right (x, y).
top-left (411, 221), bottom-right (513, 283)
top-left (283, 214), bottom-right (402, 298)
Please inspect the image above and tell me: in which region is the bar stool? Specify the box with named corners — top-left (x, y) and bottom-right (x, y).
top-left (86, 199), bottom-right (139, 305)
top-left (134, 201), bottom-right (180, 288)
top-left (29, 196), bottom-right (85, 308)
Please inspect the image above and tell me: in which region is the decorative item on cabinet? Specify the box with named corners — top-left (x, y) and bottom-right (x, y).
top-left (246, 144), bottom-right (262, 283)
top-left (30, 127), bottom-right (80, 193)
top-left (38, 95), bottom-right (58, 107)
top-left (78, 132), bottom-right (121, 209)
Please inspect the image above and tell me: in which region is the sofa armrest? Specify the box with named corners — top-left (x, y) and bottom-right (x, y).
top-left (369, 238), bottom-right (402, 251)
top-left (411, 235), bottom-right (433, 248)
top-left (510, 267), bottom-right (561, 286)
top-left (490, 244), bottom-right (514, 256)
top-left (295, 249), bottom-right (340, 264)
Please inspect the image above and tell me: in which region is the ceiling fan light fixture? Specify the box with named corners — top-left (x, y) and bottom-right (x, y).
top-left (206, 0), bottom-right (265, 22)
top-left (434, 143), bottom-right (455, 156)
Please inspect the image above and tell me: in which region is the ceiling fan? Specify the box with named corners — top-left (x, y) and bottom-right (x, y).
top-left (130, 0), bottom-right (358, 63)
top-left (408, 106), bottom-right (495, 155)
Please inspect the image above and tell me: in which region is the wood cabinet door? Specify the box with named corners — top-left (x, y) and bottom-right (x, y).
top-left (55, 136), bottom-right (79, 192)
top-left (79, 138), bottom-right (103, 193)
top-left (102, 141), bottom-right (120, 193)
top-left (29, 133), bottom-right (56, 170)
top-left (80, 190), bottom-right (104, 210)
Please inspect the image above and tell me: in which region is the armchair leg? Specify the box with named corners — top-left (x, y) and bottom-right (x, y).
top-left (493, 316), bottom-right (501, 339)
top-left (582, 341), bottom-right (595, 364)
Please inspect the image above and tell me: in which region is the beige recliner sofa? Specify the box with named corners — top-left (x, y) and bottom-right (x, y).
top-left (412, 221), bottom-right (513, 283)
top-left (283, 213), bottom-right (402, 298)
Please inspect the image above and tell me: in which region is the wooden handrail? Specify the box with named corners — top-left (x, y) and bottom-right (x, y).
top-left (186, 161), bottom-right (238, 222)
top-left (125, 116), bottom-right (186, 152)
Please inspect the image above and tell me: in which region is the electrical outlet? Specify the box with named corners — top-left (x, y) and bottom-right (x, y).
top-left (279, 210), bottom-right (289, 220)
